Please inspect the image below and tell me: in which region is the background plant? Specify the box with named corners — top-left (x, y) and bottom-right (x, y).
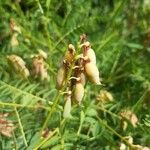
top-left (0, 0), bottom-right (150, 149)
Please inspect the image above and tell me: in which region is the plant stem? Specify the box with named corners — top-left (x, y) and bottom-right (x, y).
top-left (41, 92), bottom-right (62, 131)
top-left (33, 128), bottom-right (58, 150)
top-left (97, 105), bottom-right (121, 120)
top-left (41, 49), bottom-right (77, 132)
top-left (14, 107), bottom-right (28, 147)
top-left (96, 116), bottom-right (133, 148)
top-left (0, 80), bottom-right (62, 110)
top-left (0, 101), bottom-right (50, 110)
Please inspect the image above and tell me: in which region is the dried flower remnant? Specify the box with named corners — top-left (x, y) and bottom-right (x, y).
top-left (9, 18), bottom-right (21, 47)
top-left (81, 41), bottom-right (96, 64)
top-left (42, 128), bottom-right (50, 138)
top-left (119, 136), bottom-right (150, 150)
top-left (119, 136), bottom-right (133, 150)
top-left (32, 50), bottom-right (50, 81)
top-left (120, 110), bottom-right (138, 129)
top-left (64, 44), bottom-right (76, 65)
top-left (7, 55), bottom-right (30, 78)
top-left (0, 113), bottom-right (15, 137)
top-left (97, 90), bottom-right (113, 104)
top-left (9, 18), bottom-right (21, 34)
top-left (80, 34), bottom-right (87, 43)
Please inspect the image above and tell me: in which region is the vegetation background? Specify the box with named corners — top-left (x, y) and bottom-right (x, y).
top-left (0, 0), bottom-right (150, 149)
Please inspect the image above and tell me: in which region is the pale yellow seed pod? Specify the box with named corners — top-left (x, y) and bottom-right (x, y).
top-left (22, 68), bottom-right (30, 78)
top-left (81, 41), bottom-right (96, 64)
top-left (56, 65), bottom-right (66, 89)
top-left (63, 96), bottom-right (71, 118)
top-left (85, 62), bottom-right (101, 85)
top-left (74, 83), bottom-right (84, 104)
top-left (87, 48), bottom-right (96, 64)
top-left (7, 55), bottom-right (30, 78)
top-left (40, 64), bottom-right (49, 81)
top-left (80, 72), bottom-right (86, 86)
top-left (32, 56), bottom-right (49, 81)
top-left (11, 33), bottom-right (19, 47)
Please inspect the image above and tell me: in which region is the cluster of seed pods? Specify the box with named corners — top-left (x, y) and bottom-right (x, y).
top-left (7, 50), bottom-right (49, 81)
top-left (56, 35), bottom-right (102, 118)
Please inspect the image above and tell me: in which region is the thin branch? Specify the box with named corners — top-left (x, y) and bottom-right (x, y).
top-left (33, 128), bottom-right (59, 150)
top-left (0, 101), bottom-right (50, 110)
top-left (14, 107), bottom-right (28, 147)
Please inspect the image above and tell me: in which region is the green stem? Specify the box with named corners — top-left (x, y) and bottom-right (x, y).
top-left (132, 89), bottom-right (149, 113)
top-left (14, 107), bottom-right (28, 147)
top-left (0, 80), bottom-right (62, 110)
top-left (33, 128), bottom-right (58, 150)
top-left (0, 101), bottom-right (50, 110)
top-left (97, 105), bottom-right (121, 120)
top-left (41, 92), bottom-right (62, 131)
top-left (96, 116), bottom-right (133, 148)
top-left (41, 51), bottom-right (77, 132)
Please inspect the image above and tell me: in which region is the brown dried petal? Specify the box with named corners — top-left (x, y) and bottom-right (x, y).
top-left (0, 113), bottom-right (15, 137)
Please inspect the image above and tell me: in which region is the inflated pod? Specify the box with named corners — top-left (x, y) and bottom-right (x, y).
top-left (32, 56), bottom-right (49, 81)
top-left (80, 72), bottom-right (86, 86)
top-left (85, 62), bottom-right (101, 85)
top-left (56, 65), bottom-right (66, 89)
top-left (11, 33), bottom-right (19, 47)
top-left (74, 82), bottom-right (84, 104)
top-left (63, 95), bottom-right (71, 118)
top-left (7, 55), bottom-right (30, 78)
top-left (40, 64), bottom-right (49, 81)
top-left (81, 41), bottom-right (96, 64)
top-left (22, 67), bottom-right (30, 78)
top-left (86, 48), bottom-right (96, 64)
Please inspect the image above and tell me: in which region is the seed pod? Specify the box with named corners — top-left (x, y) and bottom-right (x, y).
top-left (56, 65), bottom-right (66, 89)
top-left (63, 95), bottom-right (71, 118)
top-left (40, 64), bottom-right (50, 81)
top-left (87, 48), bottom-right (96, 64)
top-left (85, 62), bottom-right (101, 85)
top-left (64, 44), bottom-right (75, 65)
top-left (74, 82), bottom-right (84, 104)
top-left (7, 55), bottom-right (30, 78)
top-left (11, 33), bottom-right (19, 47)
top-left (81, 41), bottom-right (96, 64)
top-left (80, 72), bottom-right (86, 86)
top-left (32, 56), bottom-right (49, 81)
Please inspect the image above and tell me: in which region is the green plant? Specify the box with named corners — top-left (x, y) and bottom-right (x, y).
top-left (0, 0), bottom-right (150, 150)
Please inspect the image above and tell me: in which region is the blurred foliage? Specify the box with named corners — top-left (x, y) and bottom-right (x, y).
top-left (0, 0), bottom-right (150, 149)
